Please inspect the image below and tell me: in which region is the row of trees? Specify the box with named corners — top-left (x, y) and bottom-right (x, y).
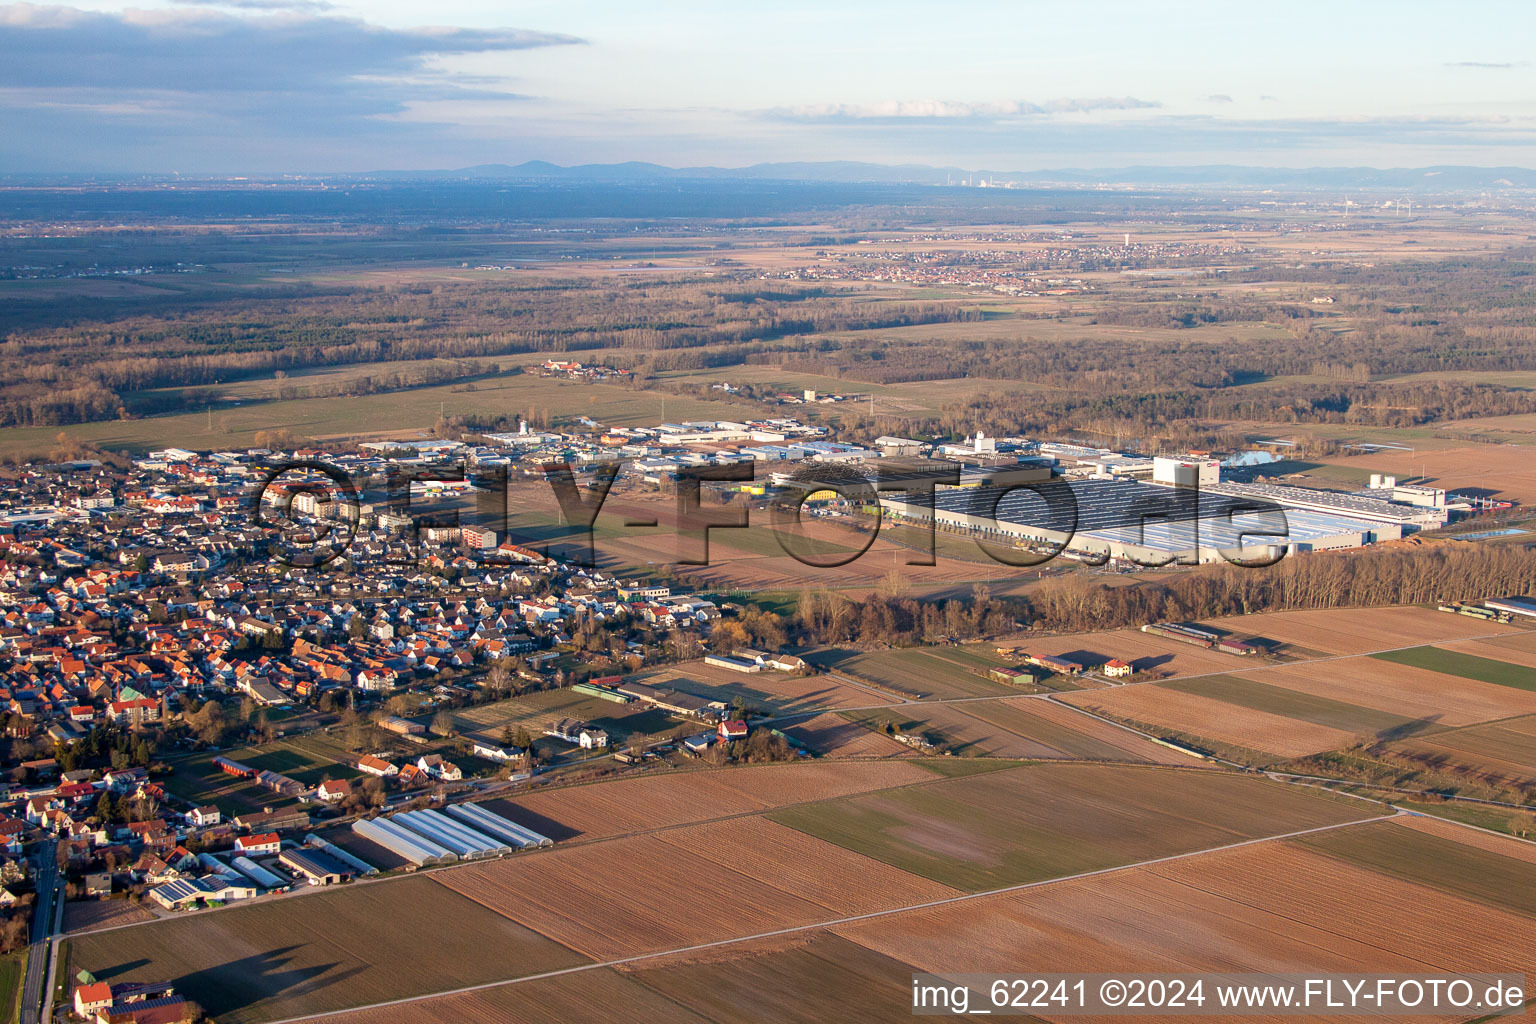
top-left (773, 542), bottom-right (1536, 648)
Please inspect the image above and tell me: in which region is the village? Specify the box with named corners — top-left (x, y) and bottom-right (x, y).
top-left (0, 399), bottom-right (1519, 1024)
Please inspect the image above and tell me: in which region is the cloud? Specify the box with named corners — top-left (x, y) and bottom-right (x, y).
top-left (0, 5), bottom-right (580, 96)
top-left (770, 96), bottom-right (1160, 122)
top-left (171, 0), bottom-right (337, 11)
top-left (1444, 60), bottom-right (1529, 69)
top-left (1203, 94), bottom-right (1234, 103)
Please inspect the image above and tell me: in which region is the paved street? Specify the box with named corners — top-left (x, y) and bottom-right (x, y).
top-left (20, 840), bottom-right (61, 1024)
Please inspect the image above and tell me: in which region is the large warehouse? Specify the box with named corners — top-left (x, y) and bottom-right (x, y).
top-left (878, 477), bottom-right (1407, 565)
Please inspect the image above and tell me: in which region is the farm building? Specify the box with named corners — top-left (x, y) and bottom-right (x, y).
top-left (316, 780), bottom-right (350, 802)
top-left (234, 807), bottom-right (311, 832)
top-left (234, 832), bottom-right (280, 856)
top-left (545, 718), bottom-right (609, 748)
top-left (186, 806), bottom-right (220, 827)
top-left (279, 847), bottom-right (352, 885)
top-left (149, 876), bottom-right (257, 910)
top-left (443, 802), bottom-right (553, 849)
top-left (379, 715), bottom-right (427, 736)
top-left (357, 754), bottom-right (400, 777)
top-left (571, 681), bottom-right (632, 703)
top-left (352, 816), bottom-right (457, 866)
top-left (393, 809), bottom-right (511, 858)
top-left (232, 855), bottom-right (287, 890)
top-left (1486, 595), bottom-right (1536, 619)
top-left (196, 853), bottom-right (243, 881)
top-left (73, 981), bottom-right (181, 1023)
top-left (614, 680), bottom-right (725, 719)
top-left (704, 653), bottom-right (761, 674)
top-left (1028, 654), bottom-right (1085, 675)
top-left (304, 834), bottom-right (379, 875)
top-left (471, 742), bottom-right (521, 763)
top-left (211, 756), bottom-right (257, 779)
top-left (255, 770), bottom-right (305, 797)
top-left (416, 754), bottom-right (463, 781)
top-left (988, 666), bottom-right (1038, 686)
top-left (1142, 622), bottom-right (1220, 647)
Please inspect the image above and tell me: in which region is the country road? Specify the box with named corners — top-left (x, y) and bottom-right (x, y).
top-left (21, 839), bottom-right (62, 1024)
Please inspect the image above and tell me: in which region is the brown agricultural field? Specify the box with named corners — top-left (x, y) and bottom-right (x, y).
top-left (634, 661), bottom-right (884, 713)
top-left (299, 934), bottom-right (927, 1024)
top-left (435, 816), bottom-right (958, 961)
top-left (769, 762), bottom-right (1379, 892)
top-left (831, 824), bottom-right (1536, 990)
top-left (1380, 714), bottom-right (1536, 789)
top-left (1059, 685), bottom-right (1358, 760)
top-left (1393, 811), bottom-right (1536, 867)
top-left (63, 899), bottom-right (157, 934)
top-left (67, 876), bottom-right (588, 1024)
top-left (1250, 658), bottom-right (1536, 726)
top-left (843, 702), bottom-right (1053, 759)
top-left (780, 712), bottom-right (915, 757)
top-left (1440, 631), bottom-right (1536, 670)
top-left (810, 695), bottom-right (1192, 763)
top-left (493, 760), bottom-right (940, 840)
top-left (625, 931), bottom-right (929, 1024)
top-left (1315, 444), bottom-right (1536, 504)
top-left (542, 490), bottom-right (1038, 597)
top-left (1007, 628), bottom-right (1253, 678)
top-left (1199, 606), bottom-right (1518, 657)
top-left (963, 697), bottom-right (1193, 764)
top-left (293, 967), bottom-right (715, 1024)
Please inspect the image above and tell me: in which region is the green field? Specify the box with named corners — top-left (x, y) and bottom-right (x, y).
top-left (164, 732), bottom-right (361, 813)
top-left (1370, 647), bottom-right (1536, 691)
top-left (905, 757), bottom-right (1032, 779)
top-left (68, 876), bottom-right (587, 1024)
top-left (768, 762), bottom-right (1378, 891)
top-left (957, 700), bottom-right (1167, 759)
top-left (1159, 674), bottom-right (1423, 739)
top-left (453, 688), bottom-right (685, 748)
top-left (808, 647), bottom-right (1020, 700)
top-left (0, 371), bottom-right (751, 459)
top-left (1392, 800), bottom-right (1536, 840)
top-left (0, 952), bottom-right (21, 1024)
top-left (1296, 818), bottom-right (1536, 918)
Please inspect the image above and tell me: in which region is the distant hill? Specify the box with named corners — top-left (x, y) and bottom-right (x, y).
top-left (375, 161), bottom-right (1536, 191)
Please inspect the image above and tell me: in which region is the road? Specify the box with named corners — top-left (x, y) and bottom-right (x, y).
top-left (21, 839), bottom-right (63, 1024)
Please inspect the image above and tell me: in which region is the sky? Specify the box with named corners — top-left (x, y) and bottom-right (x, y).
top-left (2, 0), bottom-right (1535, 173)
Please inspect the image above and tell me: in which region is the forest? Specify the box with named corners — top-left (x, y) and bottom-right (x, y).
top-left (782, 543), bottom-right (1536, 648)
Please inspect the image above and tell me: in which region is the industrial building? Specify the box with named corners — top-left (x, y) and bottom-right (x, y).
top-left (1203, 480), bottom-right (1448, 530)
top-left (231, 855), bottom-right (287, 890)
top-left (350, 803), bottom-right (554, 866)
top-left (352, 816), bottom-right (458, 866)
top-left (875, 469), bottom-right (1435, 565)
top-left (279, 847), bottom-right (353, 885)
top-left (445, 802), bottom-right (554, 849)
top-left (1486, 596), bottom-right (1536, 619)
top-left (305, 834), bottom-right (379, 875)
top-left (393, 808), bottom-right (513, 859)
